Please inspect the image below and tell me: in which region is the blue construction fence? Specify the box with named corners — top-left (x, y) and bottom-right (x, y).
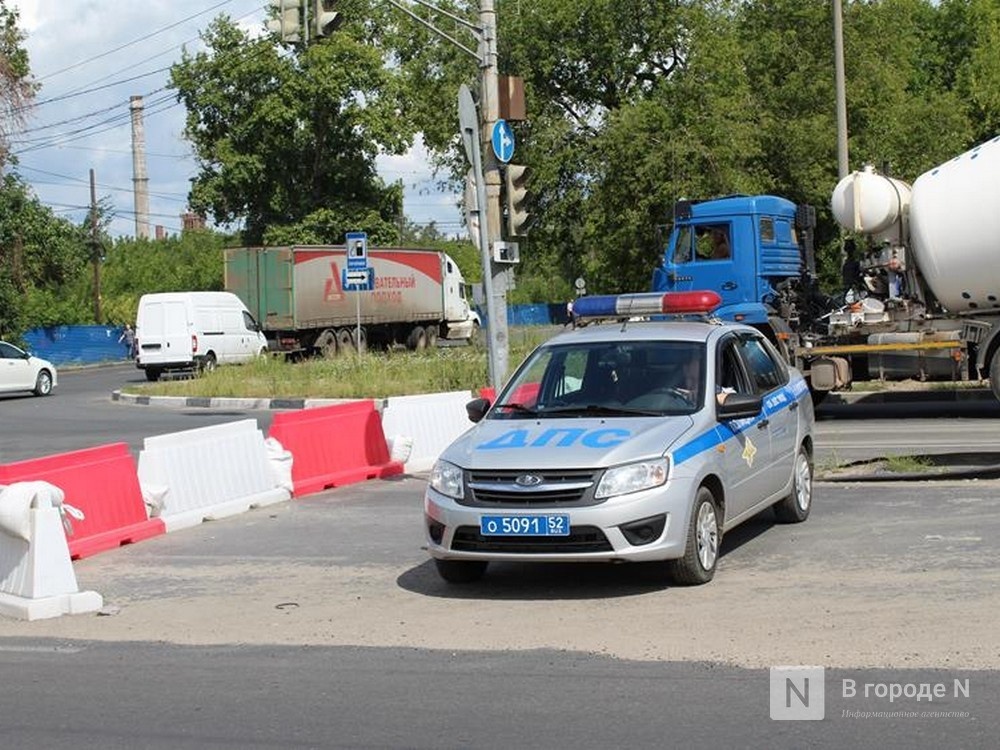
top-left (22, 325), bottom-right (133, 366)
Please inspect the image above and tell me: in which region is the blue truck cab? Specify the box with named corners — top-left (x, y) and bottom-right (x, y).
top-left (651, 196), bottom-right (814, 327)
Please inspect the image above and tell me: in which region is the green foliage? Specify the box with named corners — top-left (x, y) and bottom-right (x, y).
top-left (99, 231), bottom-right (227, 324)
top-left (170, 7), bottom-right (413, 246)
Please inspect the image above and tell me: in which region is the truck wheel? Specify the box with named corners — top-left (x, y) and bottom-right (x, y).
top-left (407, 326), bottom-right (428, 351)
top-left (434, 558), bottom-right (488, 584)
top-left (773, 445), bottom-right (813, 523)
top-left (425, 325), bottom-right (439, 348)
top-left (667, 486), bottom-right (720, 586)
top-left (33, 370), bottom-right (53, 396)
top-left (990, 347), bottom-right (1000, 402)
top-left (336, 328), bottom-right (354, 353)
top-left (145, 368), bottom-right (161, 382)
top-left (317, 329), bottom-right (337, 359)
top-left (470, 321), bottom-right (481, 346)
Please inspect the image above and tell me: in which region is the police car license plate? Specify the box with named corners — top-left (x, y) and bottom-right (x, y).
top-left (480, 514), bottom-right (570, 536)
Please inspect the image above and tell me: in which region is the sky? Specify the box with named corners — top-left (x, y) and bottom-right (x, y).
top-left (8, 0), bottom-right (464, 240)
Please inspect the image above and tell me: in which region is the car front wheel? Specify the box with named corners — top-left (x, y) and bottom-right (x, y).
top-left (668, 486), bottom-right (720, 585)
top-left (774, 446), bottom-right (812, 523)
top-left (434, 558), bottom-right (488, 584)
top-left (33, 370), bottom-right (53, 396)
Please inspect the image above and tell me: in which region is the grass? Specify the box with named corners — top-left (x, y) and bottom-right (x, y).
top-left (882, 454), bottom-right (935, 474)
top-left (126, 328), bottom-right (553, 399)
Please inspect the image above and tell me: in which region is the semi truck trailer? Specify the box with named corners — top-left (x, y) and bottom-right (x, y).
top-left (225, 246), bottom-right (480, 356)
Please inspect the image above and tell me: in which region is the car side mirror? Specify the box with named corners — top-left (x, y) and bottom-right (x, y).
top-left (466, 397), bottom-right (491, 423)
top-left (716, 393), bottom-right (763, 421)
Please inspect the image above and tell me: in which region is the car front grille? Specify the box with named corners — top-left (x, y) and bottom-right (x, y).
top-left (450, 525), bottom-right (613, 554)
top-left (461, 468), bottom-right (601, 507)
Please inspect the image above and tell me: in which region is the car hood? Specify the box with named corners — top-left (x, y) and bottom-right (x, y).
top-left (439, 415), bottom-right (697, 470)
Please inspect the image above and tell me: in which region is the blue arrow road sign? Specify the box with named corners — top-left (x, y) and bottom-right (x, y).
top-left (491, 120), bottom-right (515, 163)
top-left (341, 267), bottom-right (374, 291)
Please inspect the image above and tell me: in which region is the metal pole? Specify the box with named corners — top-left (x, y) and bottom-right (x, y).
top-left (356, 289), bottom-right (361, 355)
top-left (89, 169), bottom-right (102, 323)
top-left (479, 0), bottom-right (509, 388)
top-left (833, 0), bottom-right (850, 271)
top-left (833, 0), bottom-right (849, 180)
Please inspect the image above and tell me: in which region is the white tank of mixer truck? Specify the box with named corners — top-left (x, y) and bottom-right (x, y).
top-left (909, 135), bottom-right (1000, 313)
top-left (831, 165), bottom-right (911, 238)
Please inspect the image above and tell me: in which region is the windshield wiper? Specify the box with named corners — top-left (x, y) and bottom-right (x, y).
top-left (493, 401), bottom-right (539, 416)
top-left (543, 404), bottom-right (662, 417)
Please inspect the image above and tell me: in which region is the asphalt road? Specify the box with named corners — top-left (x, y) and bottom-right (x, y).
top-left (4, 362), bottom-right (1000, 467)
top-left (1, 477), bottom-right (997, 748)
top-left (2, 362), bottom-right (999, 748)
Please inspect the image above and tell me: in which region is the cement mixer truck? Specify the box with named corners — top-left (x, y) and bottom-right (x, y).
top-left (651, 133), bottom-right (1000, 400)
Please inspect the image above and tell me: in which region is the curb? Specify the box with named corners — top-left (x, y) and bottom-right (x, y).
top-left (822, 388), bottom-right (994, 405)
top-left (111, 390), bottom-right (366, 411)
top-left (817, 451), bottom-right (1000, 482)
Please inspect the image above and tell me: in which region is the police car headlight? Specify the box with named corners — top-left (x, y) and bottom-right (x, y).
top-left (596, 458), bottom-right (670, 499)
top-left (429, 460), bottom-right (465, 500)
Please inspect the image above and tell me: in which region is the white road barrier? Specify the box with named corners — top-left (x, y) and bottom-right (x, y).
top-left (381, 391), bottom-right (477, 473)
top-left (137, 420), bottom-right (291, 533)
top-left (0, 482), bottom-right (103, 620)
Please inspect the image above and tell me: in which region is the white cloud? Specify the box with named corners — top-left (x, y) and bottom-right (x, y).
top-left (8, 0), bottom-right (462, 239)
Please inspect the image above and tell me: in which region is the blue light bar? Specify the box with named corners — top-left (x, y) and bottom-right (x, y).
top-left (573, 291), bottom-right (722, 319)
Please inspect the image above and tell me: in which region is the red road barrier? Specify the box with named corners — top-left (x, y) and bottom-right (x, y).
top-left (268, 400), bottom-right (404, 497)
top-left (0, 443), bottom-right (164, 559)
top-left (479, 387), bottom-right (496, 401)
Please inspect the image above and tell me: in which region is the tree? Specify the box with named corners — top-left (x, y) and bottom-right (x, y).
top-left (0, 0), bottom-right (35, 167)
top-left (170, 9), bottom-right (413, 246)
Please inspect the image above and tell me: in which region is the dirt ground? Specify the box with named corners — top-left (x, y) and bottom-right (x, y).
top-left (3, 480), bottom-right (998, 671)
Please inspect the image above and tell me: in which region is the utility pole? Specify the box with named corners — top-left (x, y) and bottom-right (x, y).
top-left (89, 169), bottom-right (102, 323)
top-left (385, 0), bottom-right (513, 388)
top-left (832, 0), bottom-right (849, 180)
top-left (477, 0), bottom-right (510, 387)
top-left (832, 0), bottom-right (850, 270)
top-left (130, 95), bottom-right (151, 239)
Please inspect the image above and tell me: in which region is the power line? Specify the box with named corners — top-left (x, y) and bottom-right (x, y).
top-left (35, 0), bottom-right (239, 82)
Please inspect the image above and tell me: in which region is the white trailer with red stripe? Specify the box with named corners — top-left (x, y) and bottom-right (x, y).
top-left (224, 246), bottom-right (480, 356)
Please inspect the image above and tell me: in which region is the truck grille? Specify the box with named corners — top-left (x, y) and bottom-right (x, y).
top-left (461, 469), bottom-right (601, 507)
top-left (450, 525), bottom-right (613, 554)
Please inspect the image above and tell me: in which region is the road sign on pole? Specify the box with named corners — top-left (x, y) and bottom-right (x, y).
top-left (341, 266), bottom-right (374, 291)
top-left (345, 231), bottom-right (368, 271)
top-left (491, 119), bottom-right (515, 163)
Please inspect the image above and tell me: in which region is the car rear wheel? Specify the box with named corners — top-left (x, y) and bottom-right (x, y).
top-left (145, 367), bottom-right (161, 382)
top-left (773, 446), bottom-right (812, 523)
top-left (668, 486), bottom-right (720, 586)
top-left (434, 558), bottom-right (488, 584)
top-left (33, 370), bottom-right (53, 396)
top-left (199, 352), bottom-right (217, 374)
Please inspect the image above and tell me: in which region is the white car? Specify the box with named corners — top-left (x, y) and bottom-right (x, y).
top-left (424, 291), bottom-right (815, 585)
top-left (0, 340), bottom-right (57, 396)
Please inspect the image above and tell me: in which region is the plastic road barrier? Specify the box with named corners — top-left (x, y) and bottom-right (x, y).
top-left (268, 400), bottom-right (404, 496)
top-left (0, 443), bottom-right (164, 559)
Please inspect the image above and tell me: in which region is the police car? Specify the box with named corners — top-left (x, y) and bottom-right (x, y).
top-left (424, 291), bottom-right (815, 585)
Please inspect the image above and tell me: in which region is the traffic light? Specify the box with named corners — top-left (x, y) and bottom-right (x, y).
top-left (504, 164), bottom-right (530, 237)
top-left (267, 0), bottom-right (302, 43)
top-left (313, 0), bottom-right (343, 37)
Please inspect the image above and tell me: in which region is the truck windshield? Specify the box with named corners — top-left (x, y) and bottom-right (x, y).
top-left (491, 340), bottom-right (706, 419)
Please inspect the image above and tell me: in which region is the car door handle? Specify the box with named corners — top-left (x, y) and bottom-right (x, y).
top-left (789, 402), bottom-right (799, 411)
top-left (721, 281), bottom-right (737, 290)
top-left (756, 419), bottom-right (770, 429)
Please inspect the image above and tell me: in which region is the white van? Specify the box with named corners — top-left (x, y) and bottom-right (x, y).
top-left (135, 292), bottom-right (268, 381)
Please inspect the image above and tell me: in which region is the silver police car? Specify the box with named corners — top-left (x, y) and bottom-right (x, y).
top-left (424, 292), bottom-right (815, 585)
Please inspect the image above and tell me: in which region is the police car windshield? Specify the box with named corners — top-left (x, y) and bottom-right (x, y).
top-left (491, 340), bottom-right (706, 419)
